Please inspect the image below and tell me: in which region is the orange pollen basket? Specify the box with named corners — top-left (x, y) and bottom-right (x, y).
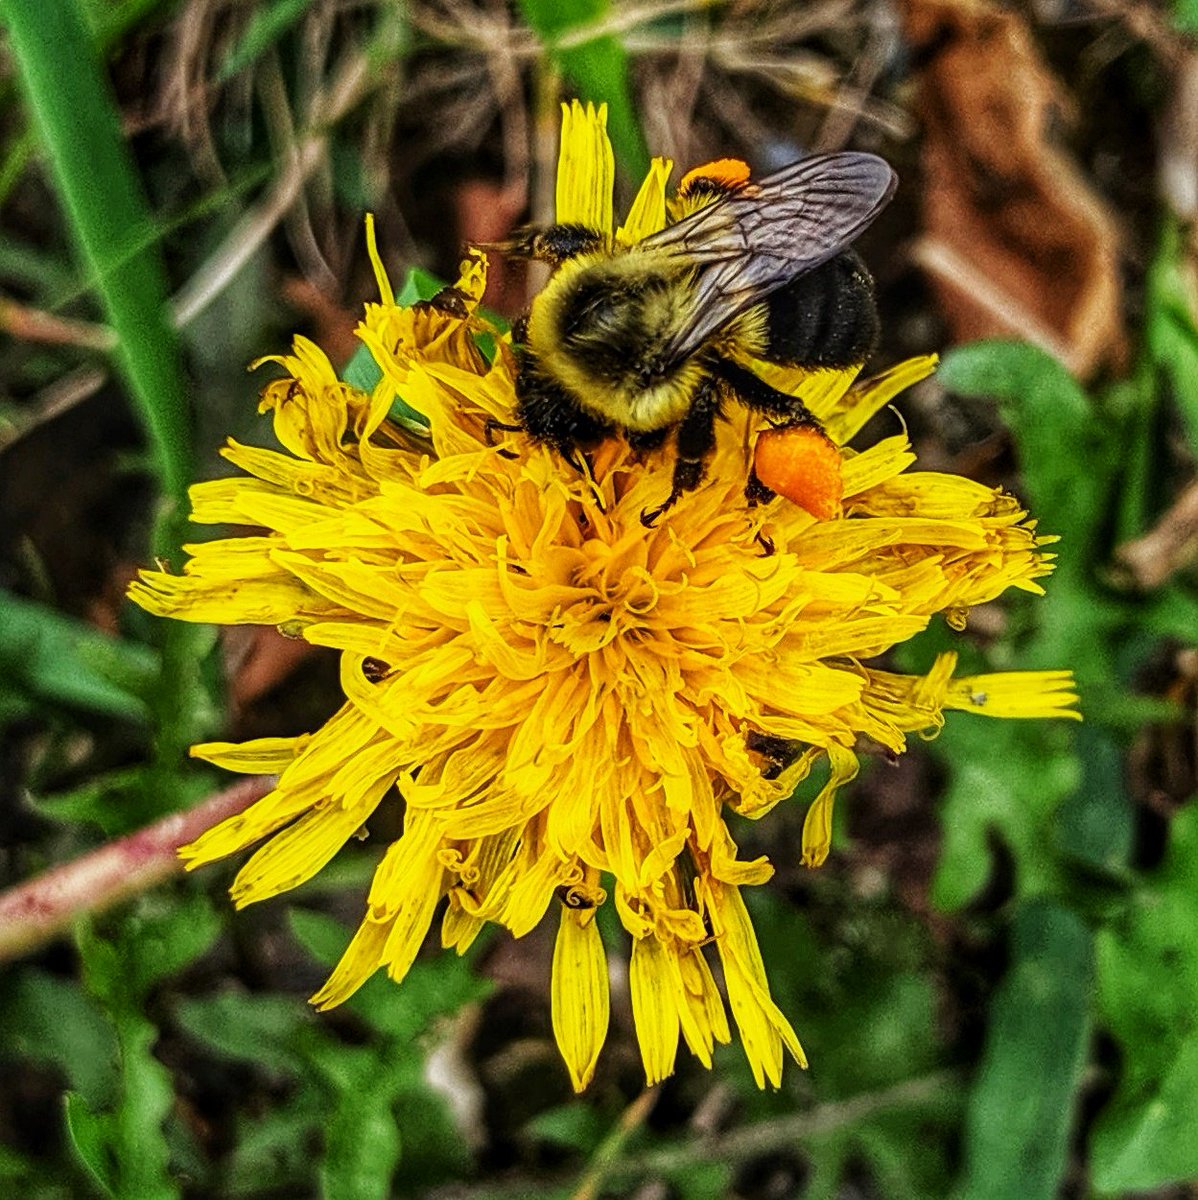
top-left (753, 426), bottom-right (845, 521)
top-left (678, 157), bottom-right (752, 193)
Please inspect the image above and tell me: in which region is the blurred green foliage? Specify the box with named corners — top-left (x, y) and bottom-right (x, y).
top-left (1092, 804), bottom-right (1198, 1191)
top-left (2, 0), bottom-right (1198, 1196)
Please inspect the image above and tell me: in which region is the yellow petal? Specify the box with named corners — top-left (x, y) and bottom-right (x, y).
top-left (191, 736), bottom-right (305, 774)
top-left (551, 905), bottom-right (611, 1092)
top-left (556, 100), bottom-right (614, 234)
top-left (801, 742), bottom-right (860, 868)
top-left (629, 934), bottom-right (681, 1086)
top-left (616, 156), bottom-right (672, 243)
top-left (311, 913), bottom-right (392, 1009)
top-left (946, 670), bottom-right (1081, 720)
top-left (709, 883), bottom-right (806, 1088)
top-left (826, 353), bottom-right (939, 444)
top-left (676, 948), bottom-right (730, 1068)
top-left (364, 212), bottom-right (395, 307)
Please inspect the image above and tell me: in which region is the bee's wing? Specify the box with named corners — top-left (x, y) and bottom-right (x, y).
top-left (641, 152), bottom-right (896, 364)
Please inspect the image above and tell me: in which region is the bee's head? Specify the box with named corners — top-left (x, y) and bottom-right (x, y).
top-left (494, 223), bottom-right (606, 267)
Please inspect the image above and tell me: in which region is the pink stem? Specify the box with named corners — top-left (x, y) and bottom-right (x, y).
top-left (0, 775), bottom-right (273, 962)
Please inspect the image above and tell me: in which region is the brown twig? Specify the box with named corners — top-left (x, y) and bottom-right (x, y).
top-left (615, 1070), bottom-right (958, 1176)
top-left (0, 297), bottom-right (117, 352)
top-left (169, 47), bottom-right (371, 328)
top-left (0, 775), bottom-right (273, 962)
top-left (1115, 478), bottom-right (1198, 590)
top-left (0, 364), bottom-right (110, 454)
top-left (432, 1070), bottom-right (959, 1200)
top-left (570, 1086), bottom-right (659, 1200)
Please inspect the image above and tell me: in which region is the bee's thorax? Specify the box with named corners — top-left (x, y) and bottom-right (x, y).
top-left (527, 251), bottom-right (701, 431)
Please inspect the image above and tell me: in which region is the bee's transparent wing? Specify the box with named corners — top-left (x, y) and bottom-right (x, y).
top-left (641, 152), bottom-right (896, 364)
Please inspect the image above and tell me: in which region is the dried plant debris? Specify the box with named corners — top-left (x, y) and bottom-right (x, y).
top-left (904, 0), bottom-right (1125, 378)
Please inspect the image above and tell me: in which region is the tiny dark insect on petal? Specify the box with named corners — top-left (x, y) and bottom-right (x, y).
top-left (362, 657), bottom-right (390, 683)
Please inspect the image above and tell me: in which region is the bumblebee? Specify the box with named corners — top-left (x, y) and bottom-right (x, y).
top-left (503, 152), bottom-right (897, 524)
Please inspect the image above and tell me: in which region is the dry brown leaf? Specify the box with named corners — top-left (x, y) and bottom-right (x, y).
top-left (224, 625), bottom-right (316, 709)
top-left (1115, 478), bottom-right (1198, 590)
top-left (454, 177), bottom-right (528, 315)
top-left (280, 275), bottom-right (360, 366)
top-left (903, 0), bottom-right (1125, 377)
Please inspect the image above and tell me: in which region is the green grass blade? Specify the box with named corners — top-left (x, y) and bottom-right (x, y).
top-left (0, 589), bottom-right (159, 720)
top-left (956, 901), bottom-right (1093, 1200)
top-left (0, 0), bottom-right (192, 508)
top-left (517, 0), bottom-right (649, 181)
top-left (1146, 218), bottom-right (1198, 463)
top-left (217, 0), bottom-right (315, 82)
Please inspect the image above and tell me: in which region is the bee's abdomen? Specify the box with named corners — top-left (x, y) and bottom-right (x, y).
top-left (764, 250), bottom-right (879, 369)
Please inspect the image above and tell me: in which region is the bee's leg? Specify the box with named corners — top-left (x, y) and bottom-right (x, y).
top-left (626, 427), bottom-right (670, 462)
top-left (640, 378), bottom-right (719, 527)
top-left (516, 359), bottom-right (613, 465)
top-left (712, 357), bottom-right (822, 429)
top-left (484, 418), bottom-right (524, 445)
top-left (744, 468), bottom-right (775, 507)
top-left (713, 357), bottom-right (832, 507)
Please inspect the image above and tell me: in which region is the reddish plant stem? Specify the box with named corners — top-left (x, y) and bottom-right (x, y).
top-left (0, 776), bottom-right (273, 962)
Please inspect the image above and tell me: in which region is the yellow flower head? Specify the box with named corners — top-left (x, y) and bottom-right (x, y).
top-left (130, 102), bottom-right (1078, 1093)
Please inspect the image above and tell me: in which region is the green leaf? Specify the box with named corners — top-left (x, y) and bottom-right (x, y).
top-left (288, 908), bottom-right (491, 1040)
top-left (1144, 583), bottom-right (1198, 643)
top-left (0, 590), bottom-right (157, 720)
top-left (1052, 724), bottom-right (1133, 879)
top-left (932, 718), bottom-right (1079, 911)
top-left (1092, 803), bottom-right (1198, 1192)
top-left (517, 0), bottom-right (649, 181)
top-left (0, 126), bottom-right (36, 210)
top-left (342, 343), bottom-right (384, 393)
top-left (143, 621), bottom-right (223, 786)
top-left (217, 0), bottom-right (314, 81)
top-left (110, 1017), bottom-right (178, 1200)
top-left (1104, 369), bottom-right (1160, 544)
top-left (175, 992), bottom-right (312, 1076)
top-left (319, 1062), bottom-right (402, 1200)
top-left (83, 0), bottom-right (176, 45)
top-left (956, 901), bottom-right (1093, 1200)
top-left (938, 341), bottom-right (1112, 573)
top-left (527, 1104), bottom-right (607, 1152)
top-left (26, 768), bottom-right (148, 833)
top-left (1174, 0), bottom-right (1198, 33)
top-left (0, 969), bottom-right (118, 1109)
top-left (0, 0), bottom-right (191, 510)
top-left (74, 921), bottom-right (179, 1200)
top-left (123, 895), bottom-right (222, 995)
top-left (1146, 218), bottom-right (1198, 461)
top-left (224, 1099), bottom-right (320, 1197)
top-left (394, 266), bottom-right (448, 306)
top-left (667, 1162), bottom-right (735, 1200)
top-left (63, 1092), bottom-right (116, 1198)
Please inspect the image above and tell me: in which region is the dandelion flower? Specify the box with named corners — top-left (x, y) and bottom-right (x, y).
top-left (130, 102), bottom-right (1079, 1092)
